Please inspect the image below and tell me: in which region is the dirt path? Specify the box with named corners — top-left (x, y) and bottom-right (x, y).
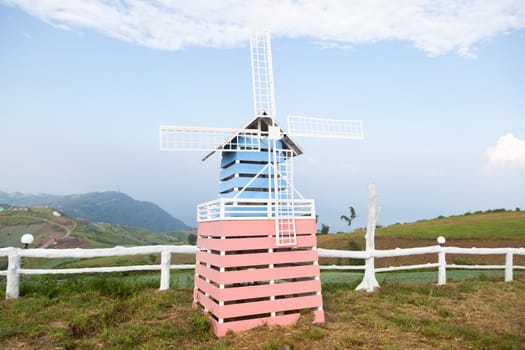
top-left (39, 219), bottom-right (77, 248)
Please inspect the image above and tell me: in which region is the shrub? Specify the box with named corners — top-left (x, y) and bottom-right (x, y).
top-left (347, 240), bottom-right (362, 251)
top-left (189, 311), bottom-right (212, 340)
top-left (188, 234), bottom-right (197, 245)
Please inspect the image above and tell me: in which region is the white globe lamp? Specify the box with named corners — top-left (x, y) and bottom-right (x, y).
top-left (21, 233), bottom-right (34, 249)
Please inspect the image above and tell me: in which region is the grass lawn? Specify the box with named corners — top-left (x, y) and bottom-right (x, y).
top-left (1, 271), bottom-right (524, 349)
top-left (375, 210), bottom-right (525, 239)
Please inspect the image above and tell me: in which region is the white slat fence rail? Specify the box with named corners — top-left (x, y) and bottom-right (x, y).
top-left (1, 244), bottom-right (524, 299)
top-left (0, 245), bottom-right (197, 299)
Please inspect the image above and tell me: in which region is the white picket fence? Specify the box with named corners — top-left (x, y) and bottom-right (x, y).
top-left (0, 245), bottom-right (197, 299)
top-left (1, 243), bottom-right (524, 299)
top-left (318, 245), bottom-right (525, 292)
top-left (1, 184), bottom-right (523, 299)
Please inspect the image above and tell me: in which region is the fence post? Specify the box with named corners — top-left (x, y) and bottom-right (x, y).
top-left (505, 252), bottom-right (513, 282)
top-left (160, 249), bottom-right (171, 291)
top-left (356, 183), bottom-right (380, 292)
top-left (438, 247), bottom-right (446, 285)
top-left (6, 248), bottom-right (21, 299)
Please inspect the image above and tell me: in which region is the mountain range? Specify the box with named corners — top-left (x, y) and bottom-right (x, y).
top-left (0, 191), bottom-right (191, 232)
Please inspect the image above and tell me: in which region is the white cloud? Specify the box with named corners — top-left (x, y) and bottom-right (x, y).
top-left (487, 134), bottom-right (525, 169)
top-left (3, 0), bottom-right (525, 56)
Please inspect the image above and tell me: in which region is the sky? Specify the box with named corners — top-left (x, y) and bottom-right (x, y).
top-left (1, 1), bottom-right (525, 232)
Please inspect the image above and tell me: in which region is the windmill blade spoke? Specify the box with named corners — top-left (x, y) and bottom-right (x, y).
top-left (160, 126), bottom-right (261, 152)
top-left (251, 31), bottom-right (276, 118)
top-left (287, 115), bottom-right (364, 139)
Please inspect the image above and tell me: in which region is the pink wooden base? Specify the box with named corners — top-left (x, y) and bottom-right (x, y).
top-left (195, 218), bottom-right (324, 337)
top-left (208, 310), bottom-right (325, 337)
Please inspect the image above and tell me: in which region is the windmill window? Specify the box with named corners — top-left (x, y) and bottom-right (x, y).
top-left (222, 160), bottom-right (267, 168)
top-left (209, 280), bottom-right (220, 288)
top-left (275, 277), bottom-right (316, 283)
top-left (220, 173), bottom-right (271, 182)
top-left (244, 188), bottom-right (269, 192)
top-left (240, 173), bottom-right (270, 178)
top-left (225, 264), bottom-right (268, 271)
top-left (274, 262), bottom-right (315, 268)
top-left (224, 313), bottom-right (272, 323)
top-left (275, 291), bottom-right (317, 300)
top-left (225, 235), bottom-right (268, 239)
top-left (225, 248), bottom-right (268, 255)
top-left (224, 296), bottom-right (270, 305)
top-left (207, 294), bottom-right (220, 304)
top-left (223, 281), bottom-right (271, 288)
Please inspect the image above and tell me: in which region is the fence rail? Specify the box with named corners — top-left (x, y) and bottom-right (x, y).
top-left (196, 198), bottom-right (315, 222)
top-left (1, 243), bottom-right (524, 299)
top-left (318, 246), bottom-right (525, 290)
top-left (0, 245), bottom-right (197, 299)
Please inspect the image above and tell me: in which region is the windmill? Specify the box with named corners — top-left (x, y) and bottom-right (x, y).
top-left (161, 32), bottom-right (363, 246)
top-left (160, 31), bottom-right (363, 336)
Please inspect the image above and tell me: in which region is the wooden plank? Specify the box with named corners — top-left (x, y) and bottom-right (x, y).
top-left (196, 291), bottom-right (322, 319)
top-left (195, 264), bottom-right (320, 284)
top-left (197, 235), bottom-right (316, 251)
top-left (195, 277), bottom-right (321, 301)
top-left (211, 313), bottom-right (300, 337)
top-left (197, 250), bottom-right (318, 268)
top-left (198, 219), bottom-right (316, 236)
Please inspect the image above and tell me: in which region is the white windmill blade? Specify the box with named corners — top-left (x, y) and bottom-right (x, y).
top-left (160, 125), bottom-right (261, 152)
top-left (287, 115), bottom-right (364, 140)
top-left (250, 31), bottom-right (276, 119)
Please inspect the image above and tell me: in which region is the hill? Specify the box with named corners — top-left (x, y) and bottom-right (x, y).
top-left (317, 209), bottom-right (525, 267)
top-left (0, 191), bottom-right (191, 232)
top-left (0, 207), bottom-right (188, 249)
top-left (375, 209), bottom-right (525, 239)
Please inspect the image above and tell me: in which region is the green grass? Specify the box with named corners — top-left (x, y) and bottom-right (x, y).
top-left (320, 269), bottom-right (525, 284)
top-left (51, 253), bottom-right (195, 269)
top-left (0, 208), bottom-right (55, 225)
top-left (0, 215), bottom-right (45, 226)
top-left (0, 224), bottom-right (44, 247)
top-left (374, 210), bottom-right (525, 239)
top-left (73, 222), bottom-right (180, 247)
top-left (1, 273), bottom-right (523, 349)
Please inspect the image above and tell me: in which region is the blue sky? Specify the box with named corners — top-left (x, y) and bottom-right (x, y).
top-left (1, 1), bottom-right (525, 232)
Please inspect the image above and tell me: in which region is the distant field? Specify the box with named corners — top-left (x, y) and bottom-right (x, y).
top-left (0, 224), bottom-right (44, 247)
top-left (318, 210), bottom-right (525, 268)
top-left (0, 208), bottom-right (193, 270)
top-left (0, 207), bottom-right (188, 250)
top-left (377, 210), bottom-right (524, 239)
top-left (318, 210), bottom-right (525, 248)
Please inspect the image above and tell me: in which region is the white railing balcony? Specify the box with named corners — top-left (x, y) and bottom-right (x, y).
top-left (196, 198), bottom-right (315, 222)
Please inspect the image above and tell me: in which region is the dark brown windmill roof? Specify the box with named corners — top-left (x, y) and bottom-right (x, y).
top-left (202, 113), bottom-right (303, 161)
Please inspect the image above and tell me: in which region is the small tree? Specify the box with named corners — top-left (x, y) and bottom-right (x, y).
top-left (320, 224), bottom-right (330, 235)
top-left (188, 233), bottom-right (197, 245)
top-left (340, 206), bottom-right (357, 229)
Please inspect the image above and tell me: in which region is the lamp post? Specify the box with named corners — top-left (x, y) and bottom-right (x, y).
top-left (21, 234), bottom-right (34, 249)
